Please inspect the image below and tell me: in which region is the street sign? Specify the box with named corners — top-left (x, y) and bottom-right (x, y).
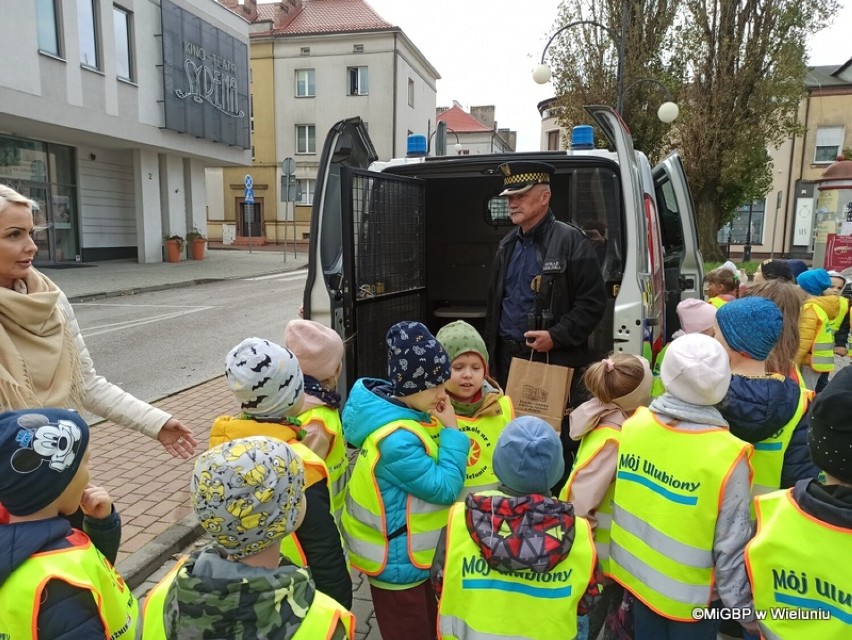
top-left (244, 174), bottom-right (253, 189)
top-left (281, 157), bottom-right (295, 175)
top-left (245, 187), bottom-right (255, 205)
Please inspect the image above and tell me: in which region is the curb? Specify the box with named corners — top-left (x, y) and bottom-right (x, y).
top-left (118, 513), bottom-right (203, 590)
top-left (66, 261), bottom-right (308, 303)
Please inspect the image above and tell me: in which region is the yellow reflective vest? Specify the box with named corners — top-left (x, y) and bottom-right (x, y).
top-left (804, 302), bottom-right (835, 372)
top-left (437, 497), bottom-right (596, 640)
top-left (457, 395), bottom-right (514, 497)
top-left (751, 381), bottom-right (811, 498)
top-left (208, 415), bottom-right (338, 568)
top-left (560, 425), bottom-right (620, 576)
top-left (609, 407), bottom-right (752, 621)
top-left (141, 557), bottom-right (355, 640)
top-left (341, 418), bottom-right (449, 576)
top-left (708, 296), bottom-right (729, 309)
top-left (0, 530), bottom-right (138, 640)
top-left (298, 405), bottom-right (349, 522)
top-left (746, 489), bottom-right (852, 640)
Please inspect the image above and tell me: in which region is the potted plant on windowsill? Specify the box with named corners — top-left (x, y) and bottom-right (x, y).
top-left (186, 228), bottom-right (207, 260)
top-left (163, 234), bottom-right (185, 263)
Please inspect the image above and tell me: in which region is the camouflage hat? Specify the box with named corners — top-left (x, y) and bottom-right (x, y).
top-left (191, 436), bottom-right (305, 559)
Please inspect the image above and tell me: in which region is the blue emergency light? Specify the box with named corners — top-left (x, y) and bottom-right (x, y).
top-left (571, 125), bottom-right (595, 149)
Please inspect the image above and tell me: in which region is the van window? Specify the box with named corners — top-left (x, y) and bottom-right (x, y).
top-left (655, 176), bottom-right (685, 263)
top-left (486, 196), bottom-right (511, 225)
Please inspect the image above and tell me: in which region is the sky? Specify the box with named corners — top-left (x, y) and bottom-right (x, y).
top-left (366, 0), bottom-right (852, 152)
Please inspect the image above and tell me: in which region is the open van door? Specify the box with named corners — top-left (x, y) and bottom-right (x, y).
top-left (304, 117), bottom-right (426, 388)
top-left (653, 152), bottom-right (704, 340)
top-left (584, 105), bottom-right (664, 359)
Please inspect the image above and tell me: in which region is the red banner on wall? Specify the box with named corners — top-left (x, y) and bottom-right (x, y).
top-left (825, 234), bottom-right (852, 271)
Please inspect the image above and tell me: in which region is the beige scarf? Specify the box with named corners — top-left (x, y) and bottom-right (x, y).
top-left (0, 269), bottom-right (84, 411)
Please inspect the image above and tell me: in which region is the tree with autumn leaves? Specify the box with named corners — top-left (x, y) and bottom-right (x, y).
top-left (546, 0), bottom-right (838, 260)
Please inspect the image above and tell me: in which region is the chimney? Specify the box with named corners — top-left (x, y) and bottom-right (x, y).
top-left (470, 105), bottom-right (495, 129)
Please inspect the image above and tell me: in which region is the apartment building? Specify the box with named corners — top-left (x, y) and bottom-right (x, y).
top-left (208, 0), bottom-right (439, 245)
top-left (0, 0), bottom-right (251, 263)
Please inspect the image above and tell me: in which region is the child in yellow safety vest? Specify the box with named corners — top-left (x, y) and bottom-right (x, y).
top-left (704, 261), bottom-right (740, 308)
top-left (431, 416), bottom-right (604, 640)
top-left (745, 367), bottom-right (852, 640)
top-left (715, 297), bottom-right (819, 495)
top-left (0, 408), bottom-right (137, 640)
top-left (284, 319), bottom-right (349, 523)
top-left (340, 321), bottom-right (469, 640)
top-left (209, 337), bottom-right (352, 609)
top-left (609, 334), bottom-right (757, 639)
top-left (142, 436), bottom-right (354, 639)
top-left (651, 298), bottom-right (717, 397)
top-left (562, 353), bottom-right (652, 639)
top-left (435, 320), bottom-right (514, 497)
top-left (795, 268), bottom-right (841, 391)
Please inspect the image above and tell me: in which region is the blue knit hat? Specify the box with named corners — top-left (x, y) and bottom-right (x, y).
top-left (797, 269), bottom-right (832, 296)
top-left (386, 321), bottom-right (451, 396)
top-left (0, 409), bottom-right (90, 516)
top-left (716, 297), bottom-right (782, 361)
top-left (492, 416), bottom-right (564, 494)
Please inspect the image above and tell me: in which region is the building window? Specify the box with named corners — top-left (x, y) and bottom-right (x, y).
top-left (77, 0), bottom-right (100, 68)
top-left (815, 126), bottom-right (844, 163)
top-left (408, 78), bottom-right (415, 107)
top-left (298, 179), bottom-right (315, 205)
top-left (547, 130), bottom-right (560, 150)
top-left (113, 6), bottom-right (133, 81)
top-left (347, 66), bottom-right (368, 96)
top-left (296, 69), bottom-right (315, 97)
top-left (296, 125), bottom-right (316, 154)
top-left (353, 44), bottom-right (364, 53)
top-left (716, 200), bottom-right (766, 245)
top-left (300, 47), bottom-right (310, 55)
top-left (36, 0), bottom-right (61, 56)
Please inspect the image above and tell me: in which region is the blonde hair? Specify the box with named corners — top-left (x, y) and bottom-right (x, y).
top-left (0, 184), bottom-right (34, 215)
top-left (704, 266), bottom-right (739, 296)
top-left (584, 353), bottom-right (647, 403)
top-left (743, 279), bottom-right (807, 375)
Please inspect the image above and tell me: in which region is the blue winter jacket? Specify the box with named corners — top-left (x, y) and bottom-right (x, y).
top-left (342, 378), bottom-right (470, 586)
top-left (717, 374), bottom-right (819, 488)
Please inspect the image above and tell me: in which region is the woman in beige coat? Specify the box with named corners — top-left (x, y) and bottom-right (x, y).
top-left (0, 184), bottom-right (196, 457)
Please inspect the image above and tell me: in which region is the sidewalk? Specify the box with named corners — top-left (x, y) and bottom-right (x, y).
top-left (51, 248), bottom-right (379, 638)
top-left (43, 246), bottom-right (306, 301)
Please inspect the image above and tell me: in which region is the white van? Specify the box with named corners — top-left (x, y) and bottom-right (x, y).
top-left (303, 105), bottom-right (703, 388)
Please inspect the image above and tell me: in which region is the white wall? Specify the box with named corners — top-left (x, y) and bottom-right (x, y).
top-left (77, 148), bottom-right (136, 248)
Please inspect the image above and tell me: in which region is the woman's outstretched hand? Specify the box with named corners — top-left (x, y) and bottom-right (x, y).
top-left (157, 418), bottom-right (198, 459)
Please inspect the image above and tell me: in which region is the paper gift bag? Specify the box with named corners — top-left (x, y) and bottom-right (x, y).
top-left (505, 356), bottom-right (573, 432)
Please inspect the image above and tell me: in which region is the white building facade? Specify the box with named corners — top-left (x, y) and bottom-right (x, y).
top-left (0, 0), bottom-right (251, 264)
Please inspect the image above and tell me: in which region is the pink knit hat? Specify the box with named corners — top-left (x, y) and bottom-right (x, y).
top-left (283, 320), bottom-right (344, 381)
top-left (676, 298), bottom-right (717, 334)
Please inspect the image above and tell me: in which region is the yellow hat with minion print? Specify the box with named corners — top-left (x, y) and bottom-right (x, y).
top-left (191, 436), bottom-right (305, 559)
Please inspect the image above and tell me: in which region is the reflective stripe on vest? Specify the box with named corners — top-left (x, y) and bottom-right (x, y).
top-left (806, 302), bottom-right (836, 372)
top-left (708, 296), bottom-right (728, 309)
top-left (609, 407), bottom-right (752, 621)
top-left (832, 297), bottom-right (849, 333)
top-left (457, 395), bottom-right (514, 498)
top-left (341, 418), bottom-right (447, 575)
top-left (142, 559), bottom-right (355, 640)
top-left (745, 489), bottom-right (852, 639)
top-left (298, 405), bottom-right (349, 522)
top-left (751, 384), bottom-right (811, 498)
top-left (560, 425), bottom-right (619, 576)
top-left (0, 530), bottom-right (139, 640)
top-left (437, 499), bottom-right (596, 640)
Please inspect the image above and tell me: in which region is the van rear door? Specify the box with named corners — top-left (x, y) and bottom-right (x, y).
top-left (304, 117), bottom-right (426, 386)
top-left (584, 105), bottom-right (662, 358)
top-left (653, 152), bottom-right (704, 339)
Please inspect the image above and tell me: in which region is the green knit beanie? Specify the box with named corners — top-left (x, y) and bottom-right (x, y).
top-left (435, 320), bottom-right (489, 365)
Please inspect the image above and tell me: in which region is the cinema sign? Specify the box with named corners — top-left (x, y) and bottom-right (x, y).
top-left (161, 0), bottom-right (250, 149)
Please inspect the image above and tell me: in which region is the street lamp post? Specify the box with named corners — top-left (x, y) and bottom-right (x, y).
top-left (532, 1), bottom-right (678, 123)
top-left (428, 122), bottom-right (463, 156)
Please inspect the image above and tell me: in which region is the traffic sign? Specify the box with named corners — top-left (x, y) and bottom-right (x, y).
top-left (244, 174), bottom-right (253, 189)
top-left (245, 187), bottom-right (255, 205)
